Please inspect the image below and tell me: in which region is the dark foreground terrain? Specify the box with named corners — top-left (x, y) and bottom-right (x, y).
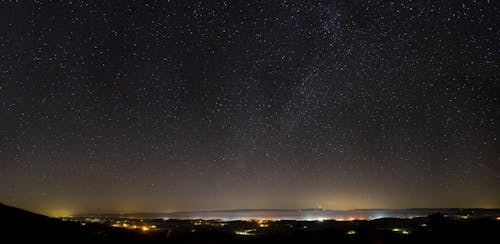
top-left (1, 203), bottom-right (499, 243)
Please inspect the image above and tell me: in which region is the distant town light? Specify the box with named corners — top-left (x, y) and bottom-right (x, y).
top-left (141, 226), bottom-right (149, 231)
top-left (347, 230), bottom-right (357, 235)
top-left (392, 228), bottom-right (410, 234)
top-left (235, 229), bottom-right (256, 236)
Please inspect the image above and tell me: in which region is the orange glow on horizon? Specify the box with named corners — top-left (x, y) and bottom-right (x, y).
top-left (46, 209), bottom-right (72, 217)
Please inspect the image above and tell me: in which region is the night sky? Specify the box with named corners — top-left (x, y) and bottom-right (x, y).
top-left (1, 1), bottom-right (499, 216)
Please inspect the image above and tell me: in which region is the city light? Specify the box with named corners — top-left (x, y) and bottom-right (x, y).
top-left (392, 228), bottom-right (410, 234)
top-left (255, 219), bottom-right (269, 228)
top-left (107, 221), bottom-right (159, 232)
top-left (235, 229), bottom-right (256, 236)
top-left (33, 212), bottom-right (500, 243)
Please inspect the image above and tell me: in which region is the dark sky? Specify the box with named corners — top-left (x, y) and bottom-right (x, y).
top-left (1, 0), bottom-right (499, 216)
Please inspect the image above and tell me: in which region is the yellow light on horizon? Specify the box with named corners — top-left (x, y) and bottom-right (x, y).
top-left (142, 226), bottom-right (149, 231)
top-left (47, 209), bottom-right (72, 217)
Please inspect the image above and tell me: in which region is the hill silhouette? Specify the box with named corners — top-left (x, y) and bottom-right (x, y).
top-left (0, 203), bottom-right (148, 243)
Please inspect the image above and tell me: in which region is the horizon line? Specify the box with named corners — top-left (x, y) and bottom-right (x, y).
top-left (72, 207), bottom-right (500, 216)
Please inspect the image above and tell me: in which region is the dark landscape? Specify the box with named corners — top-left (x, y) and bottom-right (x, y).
top-left (3, 203), bottom-right (500, 243)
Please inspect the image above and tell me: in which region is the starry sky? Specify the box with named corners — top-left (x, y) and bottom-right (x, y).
top-left (0, 1), bottom-right (499, 216)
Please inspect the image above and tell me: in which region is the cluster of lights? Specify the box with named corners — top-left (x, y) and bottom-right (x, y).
top-left (334, 217), bottom-right (367, 221)
top-left (303, 217), bottom-right (327, 222)
top-left (392, 228), bottom-right (410, 235)
top-left (346, 230), bottom-right (357, 235)
top-left (242, 219), bottom-right (275, 227)
top-left (111, 221), bottom-right (156, 232)
top-left (86, 218), bottom-right (100, 222)
top-left (255, 219), bottom-right (269, 228)
top-left (192, 220), bottom-right (227, 227)
top-left (234, 229), bottom-right (256, 236)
